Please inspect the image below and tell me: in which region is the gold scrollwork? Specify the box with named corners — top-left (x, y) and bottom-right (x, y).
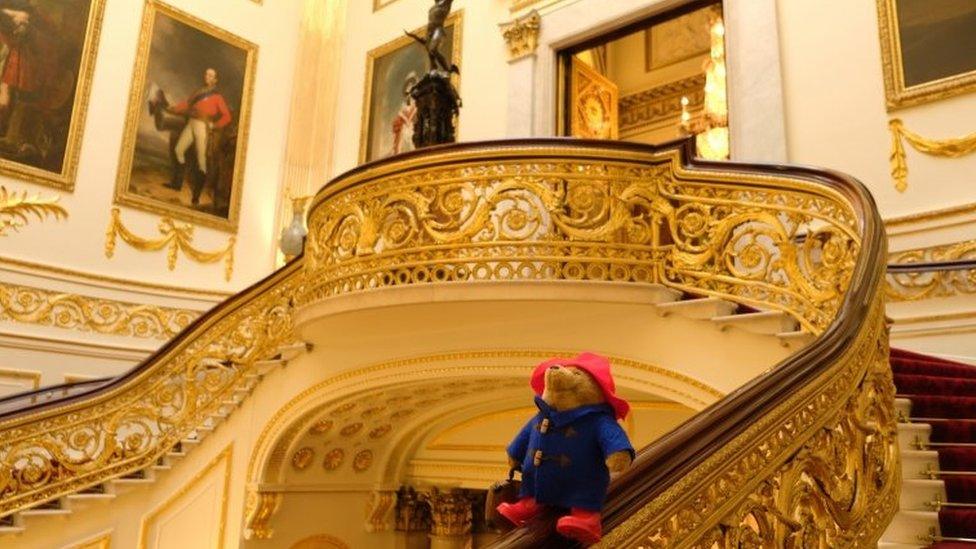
top-left (301, 148), bottom-right (859, 333)
top-left (889, 118), bottom-right (976, 192)
top-left (0, 186), bottom-right (68, 236)
top-left (599, 297), bottom-right (898, 547)
top-left (243, 490), bottom-right (283, 540)
top-left (0, 261), bottom-right (302, 517)
top-left (0, 282), bottom-right (199, 340)
top-left (104, 207), bottom-right (235, 281)
top-left (886, 239), bottom-right (976, 301)
top-left (500, 10), bottom-right (541, 61)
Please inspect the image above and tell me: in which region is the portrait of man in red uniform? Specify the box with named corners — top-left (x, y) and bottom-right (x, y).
top-left (0, 0), bottom-right (101, 183)
top-left (116, 4), bottom-right (255, 230)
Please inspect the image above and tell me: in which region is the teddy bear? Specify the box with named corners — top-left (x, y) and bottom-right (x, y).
top-left (496, 352), bottom-right (634, 545)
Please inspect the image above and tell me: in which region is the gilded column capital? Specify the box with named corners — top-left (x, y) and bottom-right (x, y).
top-left (427, 488), bottom-right (474, 537)
top-left (395, 486), bottom-right (432, 532)
top-left (500, 10), bottom-right (541, 62)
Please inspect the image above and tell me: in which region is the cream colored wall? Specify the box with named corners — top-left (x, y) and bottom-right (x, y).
top-left (0, 0), bottom-right (303, 383)
top-left (777, 0), bottom-right (976, 222)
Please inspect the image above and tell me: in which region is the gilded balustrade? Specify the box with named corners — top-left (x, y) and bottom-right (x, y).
top-left (598, 294), bottom-right (898, 547)
top-left (301, 142), bottom-right (860, 333)
top-left (0, 261), bottom-right (302, 517)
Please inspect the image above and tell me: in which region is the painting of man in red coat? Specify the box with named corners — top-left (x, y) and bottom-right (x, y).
top-left (117, 4), bottom-right (255, 231)
top-left (0, 0), bottom-right (102, 183)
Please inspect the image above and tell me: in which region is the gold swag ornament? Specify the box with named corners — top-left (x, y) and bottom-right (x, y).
top-left (889, 118), bottom-right (976, 192)
top-left (0, 186), bottom-right (68, 236)
top-left (105, 208), bottom-right (235, 281)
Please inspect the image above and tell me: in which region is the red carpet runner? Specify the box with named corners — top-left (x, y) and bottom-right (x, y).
top-left (892, 348), bottom-right (976, 547)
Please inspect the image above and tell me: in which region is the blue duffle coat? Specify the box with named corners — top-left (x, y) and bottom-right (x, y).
top-left (508, 396), bottom-right (635, 511)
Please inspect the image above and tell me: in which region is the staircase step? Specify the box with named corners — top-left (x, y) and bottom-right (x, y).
top-left (710, 311), bottom-right (799, 335)
top-left (776, 330), bottom-right (815, 349)
top-left (878, 543), bottom-right (927, 549)
top-left (67, 492), bottom-right (116, 503)
top-left (655, 297), bottom-right (737, 319)
top-left (902, 450), bottom-right (941, 480)
top-left (20, 507), bottom-right (71, 517)
top-left (901, 479), bottom-right (948, 510)
top-left (881, 510), bottom-right (939, 544)
top-left (278, 342), bottom-right (312, 360)
top-left (899, 423), bottom-right (932, 452)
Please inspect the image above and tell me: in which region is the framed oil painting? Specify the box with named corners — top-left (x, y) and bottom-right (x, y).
top-left (0, 0), bottom-right (106, 191)
top-left (114, 0), bottom-right (257, 232)
top-left (878, 0), bottom-right (976, 110)
top-left (359, 10), bottom-right (462, 164)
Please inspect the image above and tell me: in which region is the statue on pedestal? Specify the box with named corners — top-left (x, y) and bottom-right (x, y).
top-left (405, 0), bottom-right (461, 149)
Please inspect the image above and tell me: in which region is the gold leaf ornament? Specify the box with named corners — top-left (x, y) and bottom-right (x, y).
top-left (0, 185), bottom-right (68, 236)
top-left (888, 118), bottom-right (976, 192)
top-left (105, 207), bottom-right (235, 280)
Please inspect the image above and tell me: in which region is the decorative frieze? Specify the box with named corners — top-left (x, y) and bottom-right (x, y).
top-left (619, 75), bottom-right (706, 137)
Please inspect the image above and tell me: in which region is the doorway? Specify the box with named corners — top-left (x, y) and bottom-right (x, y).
top-left (557, 1), bottom-right (729, 159)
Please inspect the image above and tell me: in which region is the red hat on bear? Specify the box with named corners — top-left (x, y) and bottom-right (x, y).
top-left (530, 352), bottom-right (630, 420)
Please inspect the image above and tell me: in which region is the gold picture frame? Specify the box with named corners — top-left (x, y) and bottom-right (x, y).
top-left (878, 0), bottom-right (976, 110)
top-left (358, 10), bottom-right (463, 164)
top-left (373, 0), bottom-right (402, 12)
top-left (0, 0), bottom-right (106, 191)
top-left (114, 0), bottom-right (258, 232)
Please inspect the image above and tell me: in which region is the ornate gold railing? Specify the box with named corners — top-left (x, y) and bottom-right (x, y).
top-left (886, 239), bottom-right (976, 301)
top-left (300, 140), bottom-right (860, 334)
top-left (463, 141), bottom-right (895, 547)
top-left (0, 260), bottom-right (302, 516)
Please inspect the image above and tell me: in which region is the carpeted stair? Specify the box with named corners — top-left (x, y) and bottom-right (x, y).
top-left (892, 348), bottom-right (976, 547)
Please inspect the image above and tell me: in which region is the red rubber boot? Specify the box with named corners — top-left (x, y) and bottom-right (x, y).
top-left (556, 507), bottom-right (602, 545)
top-left (496, 497), bottom-right (543, 527)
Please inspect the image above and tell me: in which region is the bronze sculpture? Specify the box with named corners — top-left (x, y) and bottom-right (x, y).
top-left (406, 0), bottom-right (459, 75)
top-left (404, 0), bottom-right (461, 150)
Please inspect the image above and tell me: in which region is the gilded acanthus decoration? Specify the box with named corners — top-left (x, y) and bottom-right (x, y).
top-left (0, 186), bottom-right (68, 236)
top-left (500, 10), bottom-right (541, 61)
top-left (888, 118), bottom-right (976, 192)
top-left (598, 298), bottom-right (898, 547)
top-left (105, 207), bottom-right (236, 281)
top-left (365, 490), bottom-right (397, 532)
top-left (301, 148), bottom-right (860, 333)
top-left (395, 486), bottom-right (432, 532)
top-left (0, 261), bottom-right (301, 517)
top-left (242, 490), bottom-right (284, 540)
top-left (886, 239), bottom-right (976, 301)
top-left (428, 488), bottom-right (475, 537)
top-left (0, 281), bottom-right (198, 340)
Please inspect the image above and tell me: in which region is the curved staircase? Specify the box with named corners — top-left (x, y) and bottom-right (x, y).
top-left (884, 348), bottom-right (976, 548)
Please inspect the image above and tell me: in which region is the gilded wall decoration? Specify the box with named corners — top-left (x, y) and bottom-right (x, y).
top-left (0, 0), bottom-right (106, 191)
top-left (323, 448), bottom-right (345, 471)
top-left (65, 531), bottom-right (113, 549)
top-left (877, 0), bottom-right (976, 110)
top-left (887, 238), bottom-right (976, 301)
top-left (114, 0), bottom-right (257, 231)
top-left (353, 449), bottom-right (374, 473)
top-left (291, 447), bottom-right (314, 471)
top-left (0, 281), bottom-right (198, 340)
top-left (0, 186), bottom-right (67, 235)
top-left (619, 75), bottom-right (705, 137)
top-left (500, 10), bottom-right (541, 61)
top-left (242, 491), bottom-right (283, 540)
top-left (365, 491), bottom-right (396, 532)
top-left (309, 419), bottom-right (333, 435)
top-left (359, 11), bottom-right (462, 163)
top-left (104, 207), bottom-right (236, 281)
top-left (888, 118), bottom-right (976, 192)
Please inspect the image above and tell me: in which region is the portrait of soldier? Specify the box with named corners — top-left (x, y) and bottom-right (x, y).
top-left (121, 7), bottom-right (252, 226)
